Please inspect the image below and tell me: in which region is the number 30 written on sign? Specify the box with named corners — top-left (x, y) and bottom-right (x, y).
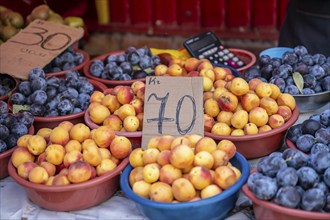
top-left (146, 93), bottom-right (197, 135)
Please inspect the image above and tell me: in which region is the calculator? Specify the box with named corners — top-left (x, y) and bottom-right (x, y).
top-left (183, 31), bottom-right (246, 69)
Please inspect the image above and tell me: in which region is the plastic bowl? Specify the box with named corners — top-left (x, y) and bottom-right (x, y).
top-left (84, 110), bottom-right (142, 149)
top-left (8, 157), bottom-right (129, 211)
top-left (205, 107), bottom-right (300, 159)
top-left (228, 48), bottom-right (257, 74)
top-left (0, 125), bottom-right (35, 179)
top-left (292, 91), bottom-right (330, 113)
top-left (45, 49), bottom-right (90, 77)
top-left (259, 47), bottom-right (294, 59)
top-left (31, 79), bottom-right (107, 131)
top-left (120, 152), bottom-right (250, 220)
top-left (83, 50), bottom-right (148, 87)
top-left (0, 74), bottom-right (19, 101)
top-left (242, 182), bottom-right (329, 220)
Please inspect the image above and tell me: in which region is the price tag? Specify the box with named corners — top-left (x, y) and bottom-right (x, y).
top-left (141, 76), bottom-right (204, 149)
top-left (0, 19), bottom-right (84, 80)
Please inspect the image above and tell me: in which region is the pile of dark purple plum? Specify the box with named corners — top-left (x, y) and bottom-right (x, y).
top-left (243, 45), bottom-right (330, 95)
top-left (0, 100), bottom-right (34, 153)
top-left (9, 68), bottom-right (94, 117)
top-left (248, 147), bottom-right (330, 213)
top-left (89, 46), bottom-right (160, 81)
top-left (0, 74), bottom-right (16, 98)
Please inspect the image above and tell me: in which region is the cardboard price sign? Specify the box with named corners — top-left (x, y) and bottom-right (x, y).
top-left (141, 76), bottom-right (204, 149)
top-left (0, 19), bottom-right (84, 80)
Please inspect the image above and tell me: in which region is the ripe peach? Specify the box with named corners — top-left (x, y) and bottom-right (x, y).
top-left (142, 148), bottom-right (160, 165)
top-left (17, 161), bottom-right (38, 179)
top-left (231, 109), bottom-right (249, 129)
top-left (132, 180), bottom-right (151, 199)
top-left (49, 126), bottom-right (70, 146)
top-left (123, 115), bottom-right (139, 132)
top-left (203, 91), bottom-right (213, 103)
top-left (243, 122), bottom-right (259, 135)
top-left (231, 129), bottom-right (244, 136)
top-left (67, 160), bottom-right (93, 183)
top-left (28, 166), bottom-right (49, 184)
top-left (249, 107), bottom-right (269, 127)
top-left (194, 137), bottom-right (217, 154)
top-left (213, 67), bottom-right (230, 81)
top-left (89, 103), bottom-right (111, 125)
top-left (57, 121), bottom-right (74, 132)
top-left (64, 139), bottom-right (82, 152)
top-left (277, 105), bottom-right (292, 122)
top-left (260, 97), bottom-right (279, 115)
top-left (149, 182), bottom-right (173, 202)
top-left (213, 79), bottom-right (227, 89)
top-left (230, 166), bottom-right (242, 180)
top-left (101, 94), bottom-right (121, 113)
top-left (241, 93), bottom-right (260, 112)
top-left (27, 134), bottom-right (47, 156)
top-left (172, 178), bottom-right (196, 202)
top-left (40, 161), bottom-right (56, 176)
top-left (197, 60), bottom-right (213, 72)
top-left (103, 115), bottom-right (123, 131)
top-left (268, 114), bottom-right (285, 129)
top-left (218, 91), bottom-right (238, 112)
top-left (96, 158), bottom-right (117, 176)
top-left (169, 144), bottom-right (194, 169)
top-left (52, 173), bottom-right (70, 186)
top-left (99, 148), bottom-right (112, 159)
top-left (129, 166), bottom-right (144, 187)
top-left (269, 83), bottom-right (281, 100)
top-left (136, 112), bottom-right (144, 131)
top-left (212, 150), bottom-right (229, 169)
top-left (200, 68), bottom-right (215, 82)
top-left (156, 149), bottom-right (171, 166)
top-left (143, 163), bottom-right (160, 183)
top-left (214, 165), bottom-right (237, 189)
top-left (170, 136), bottom-right (191, 149)
top-left (11, 146), bottom-right (36, 168)
top-left (45, 176), bottom-right (55, 185)
top-left (130, 98), bottom-right (144, 114)
top-left (159, 164), bottom-right (182, 185)
top-left (186, 70), bottom-right (200, 77)
top-left (110, 135), bottom-right (132, 159)
top-left (116, 86), bottom-right (134, 105)
top-left (131, 81), bottom-right (146, 95)
top-left (154, 64), bottom-right (168, 76)
top-left (36, 128), bottom-right (52, 143)
top-left (204, 113), bottom-right (215, 132)
top-left (147, 136), bottom-right (161, 149)
top-left (184, 134), bottom-right (203, 148)
top-left (258, 124), bottom-right (272, 133)
top-left (69, 123), bottom-right (91, 143)
top-left (129, 148), bottom-right (144, 167)
top-left (277, 93), bottom-right (296, 110)
top-left (188, 166), bottom-right (212, 190)
top-left (157, 135), bottom-right (174, 151)
top-left (216, 111), bottom-right (233, 126)
top-left (82, 138), bottom-right (98, 151)
top-left (90, 90), bottom-right (105, 103)
top-left (114, 104), bottom-right (136, 121)
top-left (204, 98), bottom-right (220, 118)
top-left (167, 63), bottom-right (184, 76)
top-left (36, 152), bottom-right (46, 165)
top-left (184, 57), bottom-right (200, 72)
top-left (83, 143), bottom-right (103, 166)
top-left (16, 134), bottom-right (33, 148)
top-left (255, 82), bottom-right (272, 98)
top-left (201, 184), bottom-right (222, 199)
top-left (194, 151), bottom-right (214, 169)
top-left (248, 78), bottom-right (262, 91)
top-left (202, 76), bottom-right (214, 92)
top-left (213, 87), bottom-right (228, 102)
top-left (45, 144), bottom-right (65, 166)
top-left (136, 86), bottom-right (145, 102)
top-left (211, 122), bottom-right (232, 136)
top-left (228, 77), bottom-right (249, 96)
top-left (217, 139), bottom-right (236, 159)
top-left (63, 150), bottom-right (83, 168)
top-left (93, 125), bottom-right (116, 148)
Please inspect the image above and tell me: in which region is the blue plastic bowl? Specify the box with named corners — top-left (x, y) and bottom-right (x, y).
top-left (259, 47), bottom-right (294, 59)
top-left (120, 152), bottom-right (250, 220)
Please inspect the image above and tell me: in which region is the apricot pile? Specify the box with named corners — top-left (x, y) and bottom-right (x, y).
top-left (128, 134), bottom-right (241, 202)
top-left (87, 81), bottom-right (145, 132)
top-left (203, 77), bottom-right (296, 136)
top-left (10, 121), bottom-right (132, 185)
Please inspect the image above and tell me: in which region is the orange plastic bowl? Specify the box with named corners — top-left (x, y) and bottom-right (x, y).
top-left (0, 74), bottom-right (19, 102)
top-left (0, 125), bottom-right (35, 179)
top-left (205, 107), bottom-right (300, 159)
top-left (45, 49), bottom-right (90, 77)
top-left (83, 50), bottom-right (147, 87)
top-left (242, 183), bottom-right (329, 220)
top-left (8, 157), bottom-right (128, 211)
top-left (228, 48), bottom-right (256, 74)
top-left (32, 79), bottom-right (107, 131)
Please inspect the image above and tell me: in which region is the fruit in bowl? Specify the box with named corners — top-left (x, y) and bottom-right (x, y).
top-left (120, 134), bottom-right (250, 220)
top-left (203, 77), bottom-right (299, 159)
top-left (83, 46), bottom-right (161, 87)
top-left (244, 45), bottom-right (330, 112)
top-left (242, 148), bottom-right (330, 219)
top-left (8, 122), bottom-right (130, 211)
top-left (286, 109), bottom-right (330, 155)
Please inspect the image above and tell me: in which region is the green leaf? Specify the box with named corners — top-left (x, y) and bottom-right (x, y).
top-left (12, 104), bottom-right (30, 114)
top-left (292, 72), bottom-right (304, 94)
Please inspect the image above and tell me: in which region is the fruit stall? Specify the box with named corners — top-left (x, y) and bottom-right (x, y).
top-left (0, 2), bottom-right (330, 220)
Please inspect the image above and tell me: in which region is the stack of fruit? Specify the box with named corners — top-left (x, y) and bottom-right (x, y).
top-left (0, 6), bottom-right (24, 43)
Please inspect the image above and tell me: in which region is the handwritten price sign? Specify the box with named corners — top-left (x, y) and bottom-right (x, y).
top-left (141, 76), bottom-right (204, 149)
top-left (0, 19), bottom-right (84, 79)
